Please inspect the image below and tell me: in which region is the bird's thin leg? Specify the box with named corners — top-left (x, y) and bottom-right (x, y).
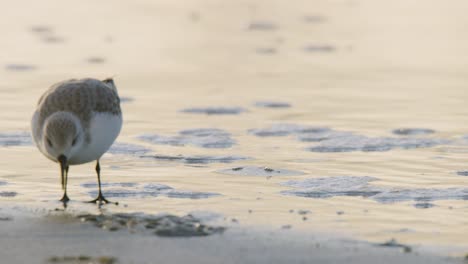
top-left (60, 165), bottom-right (70, 204)
top-left (88, 160), bottom-right (117, 205)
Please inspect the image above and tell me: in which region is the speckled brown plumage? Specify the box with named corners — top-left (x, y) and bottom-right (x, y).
top-left (44, 114), bottom-right (77, 147)
top-left (37, 78), bottom-right (121, 129)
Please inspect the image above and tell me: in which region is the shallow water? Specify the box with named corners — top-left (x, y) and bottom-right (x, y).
top-left (138, 128), bottom-right (236, 148)
top-left (0, 0), bottom-right (468, 258)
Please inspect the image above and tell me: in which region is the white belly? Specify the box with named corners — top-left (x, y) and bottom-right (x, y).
top-left (68, 112), bottom-right (122, 165)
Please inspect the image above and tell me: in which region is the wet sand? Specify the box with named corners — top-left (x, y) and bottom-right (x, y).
top-left (0, 209), bottom-right (461, 264)
top-left (0, 0), bottom-right (468, 263)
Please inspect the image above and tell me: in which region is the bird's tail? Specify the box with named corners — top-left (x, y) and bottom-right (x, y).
top-left (102, 77), bottom-right (118, 93)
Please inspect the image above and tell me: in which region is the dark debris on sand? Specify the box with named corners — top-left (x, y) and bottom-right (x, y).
top-left (376, 239), bottom-right (412, 253)
top-left (216, 165), bottom-right (304, 177)
top-left (48, 255), bottom-right (117, 264)
top-left (78, 213), bottom-right (225, 237)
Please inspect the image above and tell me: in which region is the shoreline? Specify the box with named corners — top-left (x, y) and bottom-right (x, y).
top-left (0, 206), bottom-right (463, 264)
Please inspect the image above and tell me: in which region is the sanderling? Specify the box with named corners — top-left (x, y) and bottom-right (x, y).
top-left (31, 78), bottom-right (122, 205)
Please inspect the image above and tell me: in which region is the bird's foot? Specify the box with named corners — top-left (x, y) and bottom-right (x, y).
top-left (59, 193), bottom-right (70, 208)
top-left (87, 193), bottom-right (118, 206)
top-left (59, 193), bottom-right (70, 203)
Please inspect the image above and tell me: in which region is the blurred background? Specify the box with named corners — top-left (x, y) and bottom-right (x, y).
top-left (0, 0), bottom-right (468, 258)
top-left (2, 0), bottom-right (468, 131)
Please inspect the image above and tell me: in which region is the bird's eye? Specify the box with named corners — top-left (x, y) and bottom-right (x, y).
top-left (72, 137), bottom-right (78, 146)
top-left (46, 138), bottom-right (53, 147)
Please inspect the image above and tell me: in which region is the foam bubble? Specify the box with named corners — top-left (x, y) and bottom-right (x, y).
top-left (308, 135), bottom-right (449, 152)
top-left (250, 124), bottom-right (448, 152)
top-left (392, 128), bottom-right (435, 136)
top-left (87, 183), bottom-right (220, 200)
top-left (413, 202), bottom-right (435, 209)
top-left (248, 21), bottom-right (278, 31)
top-left (249, 123), bottom-right (330, 137)
top-left (304, 44), bottom-right (335, 53)
top-left (141, 154), bottom-right (250, 164)
top-left (138, 128), bottom-right (235, 149)
top-left (281, 176), bottom-right (381, 198)
top-left (5, 64), bottom-right (37, 72)
top-left (81, 182), bottom-right (137, 188)
top-left (281, 176), bottom-right (468, 204)
top-left (255, 48), bottom-right (277, 55)
top-left (0, 132), bottom-right (32, 147)
top-left (254, 101), bottom-right (291, 108)
top-left (108, 142), bottom-right (151, 155)
top-left (165, 190), bottom-right (221, 199)
top-left (0, 192), bottom-right (17, 197)
top-left (181, 107), bottom-right (246, 115)
top-left (372, 188), bottom-right (468, 203)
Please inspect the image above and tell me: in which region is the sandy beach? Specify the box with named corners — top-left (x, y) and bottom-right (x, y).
top-left (0, 207), bottom-right (461, 264)
top-left (0, 0), bottom-right (468, 263)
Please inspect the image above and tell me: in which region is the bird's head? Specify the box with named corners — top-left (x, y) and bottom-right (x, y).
top-left (42, 111), bottom-right (85, 165)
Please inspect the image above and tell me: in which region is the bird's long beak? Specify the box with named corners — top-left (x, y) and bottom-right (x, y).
top-left (57, 155), bottom-right (67, 190)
